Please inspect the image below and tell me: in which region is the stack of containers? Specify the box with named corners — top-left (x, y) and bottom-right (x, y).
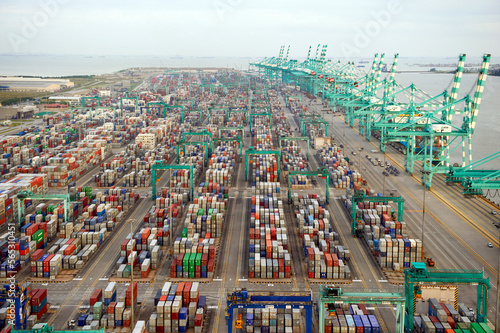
top-left (30, 288), bottom-right (48, 319)
top-left (104, 282), bottom-right (117, 306)
top-left (148, 282), bottom-right (206, 332)
top-left (318, 145), bottom-right (362, 189)
top-left (248, 125), bottom-right (292, 280)
top-left (94, 170), bottom-right (117, 187)
top-left (32, 254), bottom-right (62, 278)
top-left (170, 239), bottom-right (215, 279)
top-left (116, 228), bottom-right (163, 278)
top-left (343, 187), bottom-right (423, 271)
top-left (203, 145), bottom-right (237, 190)
top-left (241, 308), bottom-right (301, 333)
top-left (185, 196), bottom-right (226, 237)
top-left (411, 298), bottom-right (493, 332)
top-left (293, 193), bottom-right (351, 280)
top-left (281, 140), bottom-right (308, 172)
top-left (321, 303), bottom-right (380, 332)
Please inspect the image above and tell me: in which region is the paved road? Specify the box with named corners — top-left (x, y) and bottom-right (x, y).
top-left (303, 95), bottom-right (499, 322)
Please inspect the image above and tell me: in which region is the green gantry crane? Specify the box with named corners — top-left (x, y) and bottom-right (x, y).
top-left (244, 147), bottom-right (281, 181)
top-left (212, 137), bottom-right (243, 157)
top-left (349, 189), bottom-right (404, 236)
top-left (288, 168), bottom-right (329, 204)
top-left (404, 262), bottom-right (490, 332)
top-left (279, 136), bottom-right (310, 160)
top-left (318, 285), bottom-right (405, 333)
top-left (181, 110), bottom-right (203, 123)
top-left (17, 191), bottom-right (70, 228)
top-left (81, 96), bottom-right (100, 121)
top-left (145, 101), bottom-right (167, 118)
top-left (120, 96), bottom-right (139, 114)
top-left (151, 162), bottom-right (194, 200)
top-left (249, 113), bottom-right (272, 131)
top-left (181, 130), bottom-right (213, 143)
top-left (300, 118), bottom-right (328, 136)
top-left (218, 126), bottom-right (245, 139)
top-left (176, 140), bottom-right (209, 165)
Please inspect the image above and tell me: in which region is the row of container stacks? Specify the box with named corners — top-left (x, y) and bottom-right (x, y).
top-left (240, 307), bottom-right (302, 333)
top-left (26, 189), bottom-right (133, 278)
top-left (412, 298), bottom-right (494, 333)
top-left (249, 194), bottom-right (291, 279)
top-left (77, 282), bottom-right (138, 328)
top-left (94, 169), bottom-right (117, 187)
top-left (116, 228), bottom-right (164, 278)
top-left (322, 303), bottom-right (380, 333)
top-left (168, 140), bottom-right (237, 279)
top-left (342, 190), bottom-right (424, 271)
top-left (248, 124), bottom-right (293, 280)
top-left (281, 142), bottom-right (308, 173)
top-left (149, 282), bottom-right (206, 332)
top-left (318, 145), bottom-right (363, 189)
top-left (292, 194), bottom-right (352, 280)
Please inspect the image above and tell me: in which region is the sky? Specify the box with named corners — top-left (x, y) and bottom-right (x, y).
top-left (1, 0), bottom-right (499, 60)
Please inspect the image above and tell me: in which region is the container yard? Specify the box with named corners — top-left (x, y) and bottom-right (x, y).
top-left (0, 49), bottom-right (498, 333)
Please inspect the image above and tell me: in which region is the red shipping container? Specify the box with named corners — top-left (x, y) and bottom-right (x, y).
top-left (64, 244), bottom-right (76, 255)
top-left (121, 239), bottom-right (129, 251)
top-left (194, 313), bottom-right (203, 326)
top-left (108, 302), bottom-right (116, 314)
top-left (176, 282), bottom-right (185, 296)
top-left (36, 303), bottom-right (47, 319)
top-left (90, 289), bottom-right (102, 306)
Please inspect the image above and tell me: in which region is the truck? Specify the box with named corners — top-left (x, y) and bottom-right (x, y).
top-left (426, 258), bottom-right (435, 267)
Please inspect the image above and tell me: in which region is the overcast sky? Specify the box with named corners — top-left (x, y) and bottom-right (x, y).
top-left (1, 0), bottom-right (499, 59)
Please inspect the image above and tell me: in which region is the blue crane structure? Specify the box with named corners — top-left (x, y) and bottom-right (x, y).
top-left (225, 289), bottom-right (313, 333)
top-left (1, 282), bottom-right (31, 329)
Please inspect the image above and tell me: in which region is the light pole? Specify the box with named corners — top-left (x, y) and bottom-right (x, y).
top-left (421, 170), bottom-right (430, 259)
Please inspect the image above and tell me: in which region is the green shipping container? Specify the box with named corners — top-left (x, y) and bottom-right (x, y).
top-left (182, 228), bottom-right (187, 238)
top-left (32, 229), bottom-right (44, 242)
top-left (470, 323), bottom-right (485, 333)
top-left (195, 253), bottom-right (202, 266)
top-left (479, 324), bottom-right (493, 333)
top-left (189, 271), bottom-right (194, 278)
top-left (183, 255), bottom-right (189, 267)
top-left (454, 329), bottom-right (463, 333)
